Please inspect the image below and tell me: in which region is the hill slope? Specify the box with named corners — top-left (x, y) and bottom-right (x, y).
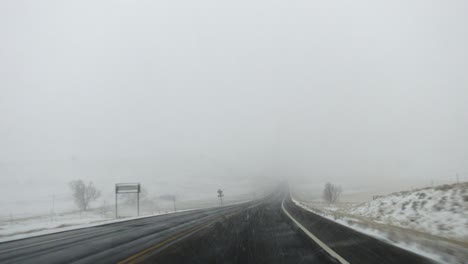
top-left (350, 182), bottom-right (468, 241)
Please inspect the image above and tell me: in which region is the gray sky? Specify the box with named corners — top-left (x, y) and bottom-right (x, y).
top-left (1, 0), bottom-right (468, 203)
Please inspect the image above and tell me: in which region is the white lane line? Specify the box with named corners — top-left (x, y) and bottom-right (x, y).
top-left (281, 199), bottom-right (351, 264)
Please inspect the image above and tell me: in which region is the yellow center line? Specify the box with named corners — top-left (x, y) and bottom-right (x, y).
top-left (117, 210), bottom-right (241, 264)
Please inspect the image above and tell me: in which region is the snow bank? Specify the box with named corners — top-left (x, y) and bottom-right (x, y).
top-left (350, 182), bottom-right (468, 242)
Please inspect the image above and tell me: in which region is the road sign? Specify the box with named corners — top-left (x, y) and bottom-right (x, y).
top-left (116, 183), bottom-right (141, 193)
top-left (115, 183), bottom-right (141, 218)
top-left (217, 189), bottom-right (224, 206)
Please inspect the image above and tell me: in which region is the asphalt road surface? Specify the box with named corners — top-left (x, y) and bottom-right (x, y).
top-left (0, 191), bottom-right (436, 264)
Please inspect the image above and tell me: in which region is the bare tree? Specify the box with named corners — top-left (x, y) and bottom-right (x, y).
top-left (322, 182), bottom-right (342, 203)
top-left (69, 180), bottom-right (101, 211)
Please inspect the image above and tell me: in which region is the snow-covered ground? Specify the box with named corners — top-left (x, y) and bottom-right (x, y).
top-left (0, 210), bottom-right (116, 242)
top-left (350, 182), bottom-right (468, 241)
top-left (292, 182), bottom-right (468, 264)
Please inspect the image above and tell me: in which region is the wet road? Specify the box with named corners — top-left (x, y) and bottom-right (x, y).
top-left (147, 195), bottom-right (338, 264)
top-left (143, 194), bottom-right (435, 264)
top-left (0, 191), bottom-right (436, 264)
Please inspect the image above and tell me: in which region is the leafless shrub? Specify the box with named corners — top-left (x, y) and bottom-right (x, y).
top-left (322, 182), bottom-right (342, 203)
top-left (69, 180), bottom-right (101, 211)
top-left (435, 184), bottom-right (452, 191)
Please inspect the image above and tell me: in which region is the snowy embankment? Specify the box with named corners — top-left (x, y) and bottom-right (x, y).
top-left (350, 182), bottom-right (468, 241)
top-left (292, 182), bottom-right (468, 264)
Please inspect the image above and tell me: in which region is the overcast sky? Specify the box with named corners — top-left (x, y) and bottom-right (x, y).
top-left (1, 0), bottom-right (467, 203)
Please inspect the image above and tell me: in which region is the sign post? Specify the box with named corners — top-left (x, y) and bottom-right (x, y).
top-left (217, 189), bottom-right (224, 206)
top-left (115, 183), bottom-right (141, 218)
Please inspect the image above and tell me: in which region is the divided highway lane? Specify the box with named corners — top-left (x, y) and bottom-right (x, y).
top-left (0, 202), bottom-right (256, 264)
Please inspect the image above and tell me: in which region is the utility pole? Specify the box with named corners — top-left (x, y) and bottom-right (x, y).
top-left (172, 196), bottom-right (176, 212)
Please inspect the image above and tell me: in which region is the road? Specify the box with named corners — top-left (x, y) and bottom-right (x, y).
top-left (0, 191), bottom-right (436, 264)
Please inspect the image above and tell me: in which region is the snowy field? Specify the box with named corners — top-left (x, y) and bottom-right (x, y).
top-left (292, 182), bottom-right (468, 264)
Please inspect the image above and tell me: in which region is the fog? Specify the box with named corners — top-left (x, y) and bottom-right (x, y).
top-left (1, 1), bottom-right (467, 211)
